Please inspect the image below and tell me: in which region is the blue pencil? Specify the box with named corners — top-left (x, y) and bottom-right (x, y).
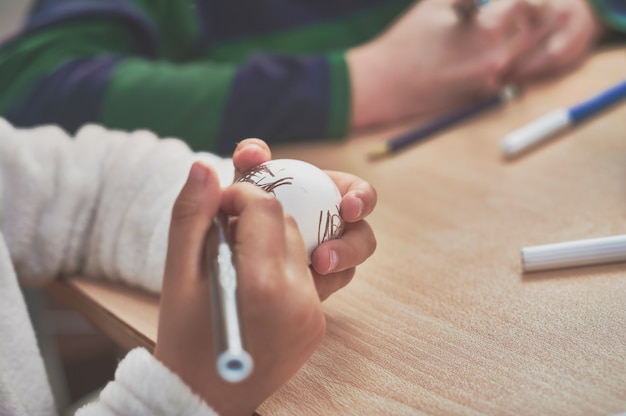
top-left (368, 85), bottom-right (519, 160)
top-left (501, 78), bottom-right (626, 158)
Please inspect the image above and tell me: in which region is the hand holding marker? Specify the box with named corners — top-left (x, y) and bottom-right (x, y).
top-left (209, 159), bottom-right (344, 383)
top-left (501, 78), bottom-right (626, 158)
top-left (206, 211), bottom-right (253, 383)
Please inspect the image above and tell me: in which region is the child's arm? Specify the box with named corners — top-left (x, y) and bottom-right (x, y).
top-left (0, 119), bottom-right (377, 415)
top-left (0, 118), bottom-right (233, 292)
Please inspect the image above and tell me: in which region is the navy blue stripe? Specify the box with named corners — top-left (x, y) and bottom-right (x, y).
top-left (14, 0), bottom-right (159, 57)
top-left (216, 53), bottom-right (329, 154)
top-left (603, 0), bottom-right (626, 13)
top-left (6, 57), bottom-right (120, 133)
top-left (198, 0), bottom-right (400, 41)
top-left (193, 0), bottom-right (213, 55)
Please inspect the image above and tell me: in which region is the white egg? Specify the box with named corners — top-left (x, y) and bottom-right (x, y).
top-left (237, 159), bottom-right (344, 262)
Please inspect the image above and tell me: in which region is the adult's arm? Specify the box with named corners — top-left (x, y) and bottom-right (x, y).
top-left (0, 0), bottom-right (394, 153)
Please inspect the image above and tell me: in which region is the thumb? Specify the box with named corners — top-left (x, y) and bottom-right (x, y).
top-left (232, 138), bottom-right (272, 182)
top-left (164, 161), bottom-right (221, 283)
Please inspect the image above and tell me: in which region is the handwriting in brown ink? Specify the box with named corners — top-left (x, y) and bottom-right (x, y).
top-left (238, 165), bottom-right (293, 196)
top-left (317, 206), bottom-right (344, 245)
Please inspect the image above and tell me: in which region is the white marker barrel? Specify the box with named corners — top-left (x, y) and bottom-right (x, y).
top-left (501, 109), bottom-right (570, 157)
top-left (522, 234), bottom-right (626, 272)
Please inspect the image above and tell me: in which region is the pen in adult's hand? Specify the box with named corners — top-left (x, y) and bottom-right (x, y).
top-left (453, 0), bottom-right (489, 20)
top-left (368, 84), bottom-right (519, 160)
top-left (206, 211), bottom-right (253, 383)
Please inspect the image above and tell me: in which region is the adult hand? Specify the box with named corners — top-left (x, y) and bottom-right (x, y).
top-left (154, 161), bottom-right (325, 416)
top-left (505, 0), bottom-right (604, 82)
top-left (232, 138), bottom-right (377, 300)
top-left (347, 0), bottom-right (546, 128)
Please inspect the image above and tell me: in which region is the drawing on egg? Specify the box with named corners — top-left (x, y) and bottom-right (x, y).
top-left (237, 159), bottom-right (345, 262)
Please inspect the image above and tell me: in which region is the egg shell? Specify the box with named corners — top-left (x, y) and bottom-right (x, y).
top-left (237, 159), bottom-right (344, 261)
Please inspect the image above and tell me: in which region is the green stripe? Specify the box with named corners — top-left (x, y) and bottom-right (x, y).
top-left (101, 58), bottom-right (235, 151)
top-left (203, 1), bottom-right (411, 140)
top-left (208, 1), bottom-right (411, 62)
top-left (0, 20), bottom-right (135, 114)
top-left (128, 0), bottom-right (200, 60)
top-left (326, 51), bottom-right (350, 139)
top-left (587, 0), bottom-right (626, 33)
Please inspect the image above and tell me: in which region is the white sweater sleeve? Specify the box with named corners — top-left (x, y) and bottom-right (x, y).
top-left (0, 118), bottom-right (234, 292)
top-left (0, 119), bottom-right (234, 415)
top-left (76, 348), bottom-right (218, 416)
top-left (0, 235), bottom-right (57, 416)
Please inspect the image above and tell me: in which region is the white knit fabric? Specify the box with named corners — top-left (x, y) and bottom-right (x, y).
top-left (0, 119), bottom-right (231, 415)
top-left (0, 119), bottom-right (233, 292)
top-left (0, 235), bottom-right (56, 416)
top-left (77, 348), bottom-right (216, 416)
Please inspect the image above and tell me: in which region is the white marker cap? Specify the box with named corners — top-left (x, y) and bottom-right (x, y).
top-left (521, 234), bottom-right (626, 272)
top-left (217, 349), bottom-right (254, 383)
top-left (501, 109), bottom-right (570, 157)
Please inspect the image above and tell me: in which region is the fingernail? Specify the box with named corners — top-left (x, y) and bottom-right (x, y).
top-left (328, 249), bottom-right (338, 272)
top-left (234, 140), bottom-right (266, 162)
top-left (356, 197), bottom-right (365, 218)
top-left (189, 162), bottom-right (208, 183)
top-left (350, 193), bottom-right (365, 219)
top-left (242, 140), bottom-right (266, 153)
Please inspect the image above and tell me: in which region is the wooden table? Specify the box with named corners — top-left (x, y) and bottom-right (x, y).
top-left (49, 48), bottom-right (626, 415)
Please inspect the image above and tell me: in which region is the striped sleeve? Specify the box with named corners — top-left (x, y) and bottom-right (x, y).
top-left (588, 0), bottom-right (626, 33)
top-left (0, 0), bottom-right (402, 154)
top-left (211, 51), bottom-right (349, 155)
top-left (1, 43), bottom-right (348, 155)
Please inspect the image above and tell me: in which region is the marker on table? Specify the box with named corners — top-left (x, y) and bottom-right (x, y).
top-left (501, 78), bottom-right (626, 158)
top-left (521, 234), bottom-right (626, 273)
top-left (206, 211), bottom-right (253, 383)
top-left (368, 85), bottom-right (519, 160)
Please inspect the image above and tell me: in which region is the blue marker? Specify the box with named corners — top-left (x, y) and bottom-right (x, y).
top-left (501, 78), bottom-right (626, 158)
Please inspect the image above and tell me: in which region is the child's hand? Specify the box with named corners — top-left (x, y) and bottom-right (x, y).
top-left (232, 138), bottom-right (377, 300)
top-left (155, 161), bottom-right (325, 416)
top-left (310, 169), bottom-right (377, 300)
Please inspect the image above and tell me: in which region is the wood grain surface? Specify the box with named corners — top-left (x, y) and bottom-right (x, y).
top-left (49, 48), bottom-right (626, 415)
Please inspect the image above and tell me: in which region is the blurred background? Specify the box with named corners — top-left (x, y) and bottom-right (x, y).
top-left (0, 0), bottom-right (30, 40)
top-left (1, 1), bottom-right (119, 413)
